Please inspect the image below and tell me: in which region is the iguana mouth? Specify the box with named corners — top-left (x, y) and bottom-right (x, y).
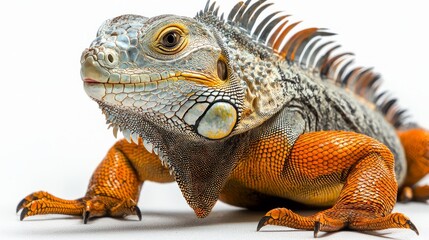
top-left (80, 49), bottom-right (220, 86)
top-left (82, 78), bottom-right (100, 83)
top-left (81, 53), bottom-right (219, 108)
top-left (82, 47), bottom-right (239, 141)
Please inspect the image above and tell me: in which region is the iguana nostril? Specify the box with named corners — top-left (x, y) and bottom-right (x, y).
top-left (100, 48), bottom-right (119, 68)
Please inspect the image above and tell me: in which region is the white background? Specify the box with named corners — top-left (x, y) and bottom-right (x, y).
top-left (1, 0), bottom-right (428, 239)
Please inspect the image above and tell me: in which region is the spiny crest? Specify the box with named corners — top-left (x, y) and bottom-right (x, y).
top-left (196, 0), bottom-right (411, 128)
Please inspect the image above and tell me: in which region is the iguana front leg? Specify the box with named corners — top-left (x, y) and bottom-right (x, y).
top-left (17, 139), bottom-right (174, 222)
top-left (257, 131), bottom-right (418, 236)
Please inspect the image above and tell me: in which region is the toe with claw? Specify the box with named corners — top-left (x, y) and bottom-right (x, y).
top-left (17, 191), bottom-right (142, 223)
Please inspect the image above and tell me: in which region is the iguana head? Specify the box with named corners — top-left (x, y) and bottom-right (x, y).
top-left (82, 13), bottom-right (245, 139)
top-left (81, 2), bottom-right (290, 217)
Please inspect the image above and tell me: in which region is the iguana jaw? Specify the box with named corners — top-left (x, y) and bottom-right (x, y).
top-left (83, 73), bottom-right (238, 141)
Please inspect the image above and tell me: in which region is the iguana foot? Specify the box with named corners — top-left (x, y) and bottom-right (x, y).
top-left (257, 207), bottom-right (419, 237)
top-left (398, 128), bottom-right (429, 202)
top-left (82, 196), bottom-right (141, 223)
top-left (399, 185), bottom-right (429, 203)
top-left (17, 191), bottom-right (84, 220)
top-left (412, 185), bottom-right (429, 202)
top-left (17, 191), bottom-right (141, 223)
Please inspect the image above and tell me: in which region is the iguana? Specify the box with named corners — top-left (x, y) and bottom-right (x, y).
top-left (17, 0), bottom-right (429, 237)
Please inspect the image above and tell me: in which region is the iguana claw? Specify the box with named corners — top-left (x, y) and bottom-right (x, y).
top-left (407, 220), bottom-right (419, 236)
top-left (20, 208), bottom-right (28, 221)
top-left (83, 211), bottom-right (90, 224)
top-left (313, 221), bottom-right (320, 238)
top-left (256, 216), bottom-right (272, 231)
top-left (16, 198), bottom-right (27, 213)
top-left (135, 206), bottom-right (142, 221)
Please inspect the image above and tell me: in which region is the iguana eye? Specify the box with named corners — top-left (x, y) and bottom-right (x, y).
top-left (161, 31), bottom-right (180, 48)
top-left (155, 25), bottom-right (188, 55)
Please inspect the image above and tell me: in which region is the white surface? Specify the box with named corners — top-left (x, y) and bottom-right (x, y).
top-left (0, 0), bottom-right (428, 239)
top-left (1, 182), bottom-right (428, 240)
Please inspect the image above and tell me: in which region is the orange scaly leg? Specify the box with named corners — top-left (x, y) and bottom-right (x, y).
top-left (257, 131), bottom-right (418, 237)
top-left (397, 128), bottom-right (429, 202)
top-left (17, 139), bottom-right (173, 223)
